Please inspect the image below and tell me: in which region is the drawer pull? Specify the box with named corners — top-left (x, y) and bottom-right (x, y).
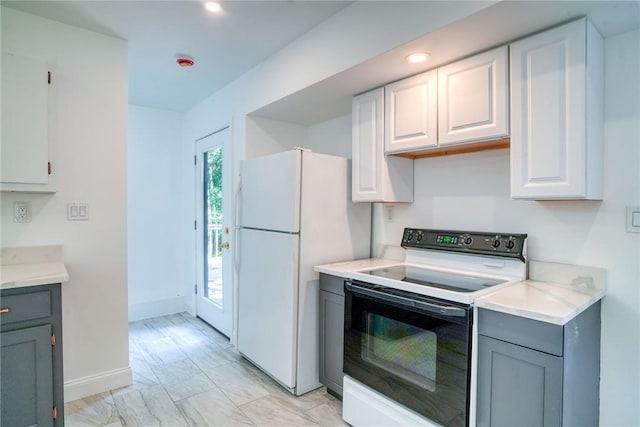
top-left (0, 308), bottom-right (10, 314)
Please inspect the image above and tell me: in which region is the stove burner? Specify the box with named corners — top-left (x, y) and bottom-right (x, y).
top-left (363, 265), bottom-right (505, 293)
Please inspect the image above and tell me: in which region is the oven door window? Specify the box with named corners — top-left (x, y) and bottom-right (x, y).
top-left (363, 314), bottom-right (437, 392)
top-left (344, 286), bottom-right (471, 427)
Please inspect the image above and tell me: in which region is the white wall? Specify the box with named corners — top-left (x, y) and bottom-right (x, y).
top-left (245, 116), bottom-right (306, 158)
top-left (372, 29), bottom-right (640, 426)
top-left (184, 0), bottom-right (493, 176)
top-left (183, 3), bottom-right (637, 425)
top-left (244, 113), bottom-right (352, 159)
top-left (306, 114), bottom-right (352, 159)
top-left (0, 7), bottom-right (131, 400)
top-left (128, 105), bottom-right (190, 321)
top-left (185, 1), bottom-right (491, 143)
top-left (183, 4), bottom-right (489, 331)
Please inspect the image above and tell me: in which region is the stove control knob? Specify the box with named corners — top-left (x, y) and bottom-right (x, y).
top-left (505, 239), bottom-right (516, 249)
top-left (463, 236), bottom-right (473, 245)
top-left (491, 239), bottom-right (501, 248)
top-left (416, 233), bottom-right (423, 242)
top-left (407, 232), bottom-right (414, 241)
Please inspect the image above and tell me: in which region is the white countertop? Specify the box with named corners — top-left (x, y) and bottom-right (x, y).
top-left (315, 257), bottom-right (606, 325)
top-left (475, 279), bottom-right (605, 325)
top-left (1, 262), bottom-right (69, 290)
top-left (1, 245), bottom-right (69, 290)
top-left (314, 258), bottom-right (401, 277)
top-left (476, 259), bottom-right (607, 325)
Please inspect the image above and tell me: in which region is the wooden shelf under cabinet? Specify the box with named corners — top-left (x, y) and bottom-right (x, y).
top-left (391, 137), bottom-right (510, 159)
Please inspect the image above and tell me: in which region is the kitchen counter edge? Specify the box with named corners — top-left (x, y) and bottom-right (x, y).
top-left (1, 261), bottom-right (69, 290)
top-left (475, 280), bottom-right (605, 325)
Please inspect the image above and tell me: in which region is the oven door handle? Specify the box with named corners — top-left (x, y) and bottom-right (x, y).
top-left (345, 281), bottom-right (468, 317)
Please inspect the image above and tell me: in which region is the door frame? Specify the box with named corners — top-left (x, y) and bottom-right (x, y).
top-left (194, 126), bottom-right (233, 338)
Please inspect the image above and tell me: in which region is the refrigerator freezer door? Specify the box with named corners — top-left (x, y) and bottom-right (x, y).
top-left (237, 227), bottom-right (299, 389)
top-left (240, 150), bottom-right (301, 233)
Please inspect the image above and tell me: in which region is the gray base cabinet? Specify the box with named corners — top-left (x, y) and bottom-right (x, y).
top-left (319, 273), bottom-right (345, 398)
top-left (477, 303), bottom-right (601, 427)
top-left (478, 335), bottom-right (563, 426)
top-left (1, 284), bottom-right (64, 427)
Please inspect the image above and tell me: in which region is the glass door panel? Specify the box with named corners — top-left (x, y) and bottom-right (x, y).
top-left (204, 146), bottom-right (223, 307)
top-left (195, 128), bottom-right (232, 337)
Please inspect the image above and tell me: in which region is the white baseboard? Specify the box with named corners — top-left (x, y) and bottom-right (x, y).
top-left (128, 296), bottom-right (189, 322)
top-left (64, 366), bottom-right (132, 402)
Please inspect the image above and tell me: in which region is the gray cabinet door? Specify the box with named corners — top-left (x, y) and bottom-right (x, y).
top-left (477, 335), bottom-right (562, 427)
top-left (1, 324), bottom-right (54, 427)
top-left (319, 289), bottom-right (345, 396)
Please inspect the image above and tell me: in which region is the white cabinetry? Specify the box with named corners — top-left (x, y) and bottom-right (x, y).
top-left (510, 18), bottom-right (603, 200)
top-left (1, 52), bottom-right (55, 193)
top-left (352, 88), bottom-right (413, 203)
top-left (384, 70), bottom-right (437, 153)
top-left (438, 46), bottom-right (509, 146)
top-left (383, 46), bottom-right (510, 157)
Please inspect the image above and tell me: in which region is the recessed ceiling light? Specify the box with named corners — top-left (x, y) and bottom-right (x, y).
top-left (205, 2), bottom-right (223, 13)
top-left (406, 52), bottom-right (430, 64)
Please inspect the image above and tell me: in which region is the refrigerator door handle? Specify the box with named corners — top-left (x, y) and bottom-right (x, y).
top-left (234, 180), bottom-right (242, 274)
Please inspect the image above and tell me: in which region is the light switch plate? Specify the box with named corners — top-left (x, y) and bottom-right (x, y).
top-left (626, 206), bottom-right (640, 233)
top-left (67, 202), bottom-right (89, 221)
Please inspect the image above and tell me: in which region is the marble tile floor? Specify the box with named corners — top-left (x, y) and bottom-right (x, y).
top-left (65, 312), bottom-right (346, 427)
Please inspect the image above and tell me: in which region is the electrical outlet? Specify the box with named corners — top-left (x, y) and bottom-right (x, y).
top-left (386, 205), bottom-right (395, 221)
top-left (14, 201), bottom-right (32, 223)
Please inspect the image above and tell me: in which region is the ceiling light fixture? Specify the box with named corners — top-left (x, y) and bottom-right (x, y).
top-left (176, 57), bottom-right (195, 67)
top-left (204, 1), bottom-right (223, 13)
top-left (406, 52), bottom-right (430, 64)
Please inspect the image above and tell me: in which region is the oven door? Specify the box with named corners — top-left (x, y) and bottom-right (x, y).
top-left (344, 280), bottom-right (472, 427)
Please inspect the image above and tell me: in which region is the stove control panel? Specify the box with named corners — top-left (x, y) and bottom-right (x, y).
top-left (402, 228), bottom-right (527, 261)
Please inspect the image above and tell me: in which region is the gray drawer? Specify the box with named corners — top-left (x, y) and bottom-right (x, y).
top-left (319, 273), bottom-right (345, 296)
top-left (478, 308), bottom-right (563, 356)
top-left (0, 290), bottom-right (52, 325)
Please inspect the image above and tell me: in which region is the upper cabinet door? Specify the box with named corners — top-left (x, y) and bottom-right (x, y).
top-left (437, 46), bottom-right (509, 146)
top-left (353, 88), bottom-right (384, 201)
top-left (352, 88), bottom-right (413, 203)
top-left (510, 18), bottom-right (603, 200)
top-left (1, 52), bottom-right (55, 193)
top-left (384, 70), bottom-right (438, 154)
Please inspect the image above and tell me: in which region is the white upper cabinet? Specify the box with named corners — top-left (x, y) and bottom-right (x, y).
top-left (383, 46), bottom-right (509, 157)
top-left (1, 52), bottom-right (55, 192)
top-left (352, 88), bottom-right (413, 203)
top-left (510, 18), bottom-right (603, 200)
top-left (438, 46), bottom-right (509, 146)
top-left (384, 70), bottom-right (438, 154)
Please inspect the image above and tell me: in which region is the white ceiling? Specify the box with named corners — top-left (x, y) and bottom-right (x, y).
top-left (1, 0), bottom-right (352, 112)
top-left (3, 1), bottom-right (639, 124)
top-left (252, 0), bottom-right (640, 124)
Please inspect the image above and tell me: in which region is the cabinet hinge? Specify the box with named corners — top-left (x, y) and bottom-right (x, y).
top-left (51, 333), bottom-right (56, 347)
top-left (52, 406), bottom-right (58, 420)
top-left (48, 162), bottom-right (52, 175)
top-left (194, 155), bottom-right (197, 166)
top-left (195, 283), bottom-right (197, 295)
top-left (194, 220), bottom-right (197, 230)
top-left (48, 71), bottom-right (52, 85)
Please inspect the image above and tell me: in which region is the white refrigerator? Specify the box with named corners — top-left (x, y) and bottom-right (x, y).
top-left (237, 149), bottom-right (371, 395)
